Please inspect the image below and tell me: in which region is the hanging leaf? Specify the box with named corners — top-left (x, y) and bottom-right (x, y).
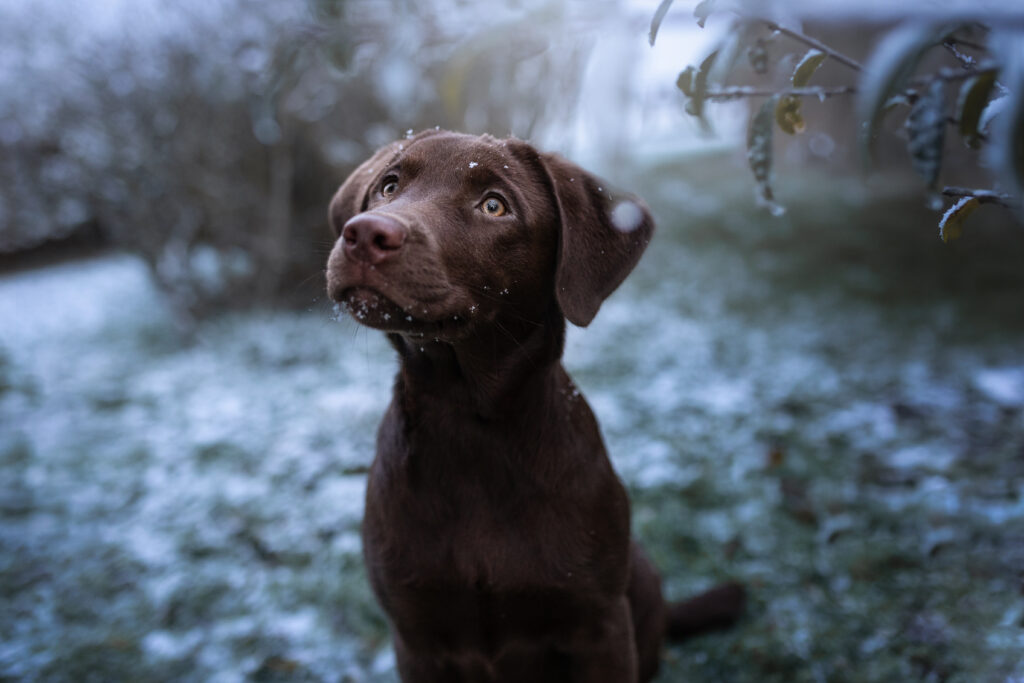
top-left (676, 66), bottom-right (696, 97)
top-left (956, 69), bottom-right (998, 148)
top-left (857, 22), bottom-right (961, 165)
top-left (775, 96), bottom-right (804, 135)
top-left (985, 34), bottom-right (1024, 209)
top-left (792, 50), bottom-right (827, 88)
top-left (649, 0), bottom-right (675, 47)
top-left (682, 50), bottom-right (718, 132)
top-left (905, 79), bottom-right (946, 188)
top-left (938, 196), bottom-right (980, 242)
top-left (979, 94), bottom-right (1009, 135)
top-left (694, 0), bottom-right (716, 29)
top-left (748, 97), bottom-right (784, 214)
top-left (775, 49), bottom-right (827, 136)
top-left (748, 38), bottom-right (769, 75)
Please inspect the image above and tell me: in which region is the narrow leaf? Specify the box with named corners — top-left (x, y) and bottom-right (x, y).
top-left (938, 196), bottom-right (980, 242)
top-left (774, 49), bottom-right (827, 136)
top-left (694, 0), bottom-right (716, 29)
top-left (1003, 67), bottom-right (1024, 207)
top-left (792, 49), bottom-right (827, 87)
top-left (649, 0), bottom-right (674, 47)
top-left (748, 38), bottom-right (769, 75)
top-left (857, 22), bottom-right (961, 165)
top-left (683, 50), bottom-right (719, 131)
top-left (676, 65), bottom-right (697, 97)
top-left (957, 69), bottom-right (998, 148)
top-left (748, 97), bottom-right (783, 213)
top-left (906, 79), bottom-right (947, 188)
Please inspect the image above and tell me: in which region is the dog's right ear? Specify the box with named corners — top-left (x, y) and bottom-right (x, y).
top-left (536, 152), bottom-right (655, 327)
top-left (328, 130), bottom-right (446, 236)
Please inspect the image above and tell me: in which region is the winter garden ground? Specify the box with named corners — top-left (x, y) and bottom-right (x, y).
top-left (1, 161), bottom-right (1023, 682)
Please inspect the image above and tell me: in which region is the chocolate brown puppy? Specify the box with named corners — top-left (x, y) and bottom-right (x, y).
top-left (326, 130), bottom-right (743, 682)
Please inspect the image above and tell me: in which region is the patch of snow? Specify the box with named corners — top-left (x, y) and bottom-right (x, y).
top-left (973, 367), bottom-right (1024, 407)
top-left (610, 200), bottom-right (644, 233)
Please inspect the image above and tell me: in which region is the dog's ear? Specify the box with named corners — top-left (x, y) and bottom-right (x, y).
top-left (539, 153), bottom-right (655, 327)
top-left (328, 130), bottom-right (444, 236)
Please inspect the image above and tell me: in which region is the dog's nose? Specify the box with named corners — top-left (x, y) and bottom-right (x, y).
top-left (341, 214), bottom-right (406, 265)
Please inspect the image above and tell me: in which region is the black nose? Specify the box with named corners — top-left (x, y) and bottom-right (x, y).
top-left (341, 213), bottom-right (407, 265)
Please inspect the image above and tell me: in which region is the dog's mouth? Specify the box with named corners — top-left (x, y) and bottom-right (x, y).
top-left (336, 286), bottom-right (472, 338)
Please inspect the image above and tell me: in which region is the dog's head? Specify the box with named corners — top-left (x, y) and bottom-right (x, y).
top-left (325, 130), bottom-right (653, 340)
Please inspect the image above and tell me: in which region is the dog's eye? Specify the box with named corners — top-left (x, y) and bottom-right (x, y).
top-left (481, 197), bottom-right (507, 217)
top-left (381, 180), bottom-right (398, 197)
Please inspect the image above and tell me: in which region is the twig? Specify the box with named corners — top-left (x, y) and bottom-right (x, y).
top-left (758, 19), bottom-right (863, 72)
top-left (942, 40), bottom-right (977, 70)
top-left (946, 35), bottom-right (989, 52)
top-left (704, 85), bottom-right (856, 101)
top-left (942, 186), bottom-right (1016, 208)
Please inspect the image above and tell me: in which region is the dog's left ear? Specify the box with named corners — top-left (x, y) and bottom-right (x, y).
top-left (539, 153), bottom-right (655, 327)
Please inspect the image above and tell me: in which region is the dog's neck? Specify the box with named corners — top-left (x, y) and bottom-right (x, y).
top-left (387, 305), bottom-right (567, 421)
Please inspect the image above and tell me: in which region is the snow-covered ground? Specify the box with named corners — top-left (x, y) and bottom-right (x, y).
top-left (2, 171), bottom-right (1024, 680)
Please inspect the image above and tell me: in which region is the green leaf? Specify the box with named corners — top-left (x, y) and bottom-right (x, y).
top-left (649, 0), bottom-right (675, 47)
top-left (774, 49), bottom-right (827, 136)
top-left (857, 22), bottom-right (961, 165)
top-left (682, 50), bottom-right (719, 132)
top-left (938, 196), bottom-right (980, 242)
top-left (748, 97), bottom-right (784, 214)
top-left (957, 69), bottom-right (998, 148)
top-left (792, 49), bottom-right (827, 87)
top-left (694, 0), bottom-right (716, 29)
top-left (775, 96), bottom-right (805, 135)
top-left (905, 79), bottom-right (946, 188)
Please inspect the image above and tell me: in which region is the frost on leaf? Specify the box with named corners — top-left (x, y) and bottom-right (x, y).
top-left (793, 50), bottom-right (827, 88)
top-left (748, 97), bottom-right (783, 214)
top-left (938, 196), bottom-right (979, 242)
top-left (857, 22), bottom-right (961, 164)
top-left (957, 69), bottom-right (998, 149)
top-left (775, 50), bottom-right (826, 136)
top-left (681, 50), bottom-right (718, 132)
top-left (905, 79), bottom-right (946, 188)
top-left (748, 38), bottom-right (769, 75)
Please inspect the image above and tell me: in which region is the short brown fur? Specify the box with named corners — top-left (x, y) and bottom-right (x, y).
top-left (325, 130), bottom-right (744, 682)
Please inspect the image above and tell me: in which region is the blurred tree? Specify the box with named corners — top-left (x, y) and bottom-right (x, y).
top-left (651, 0), bottom-right (1024, 241)
top-left (0, 0), bottom-right (596, 325)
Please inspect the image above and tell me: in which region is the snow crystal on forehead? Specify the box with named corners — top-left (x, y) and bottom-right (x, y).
top-left (610, 200), bottom-right (644, 233)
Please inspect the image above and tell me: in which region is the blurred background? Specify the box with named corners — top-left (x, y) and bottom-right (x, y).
top-left (1, 0), bottom-right (1023, 681)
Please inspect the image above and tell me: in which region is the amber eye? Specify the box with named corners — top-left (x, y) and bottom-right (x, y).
top-left (481, 197), bottom-right (507, 217)
top-left (381, 180), bottom-right (398, 197)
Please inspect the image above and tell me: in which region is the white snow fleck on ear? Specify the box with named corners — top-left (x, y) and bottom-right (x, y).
top-left (610, 200), bottom-right (644, 233)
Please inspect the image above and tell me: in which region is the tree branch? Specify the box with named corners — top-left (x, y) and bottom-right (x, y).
top-left (942, 186), bottom-right (1017, 208)
top-left (704, 85), bottom-right (856, 101)
top-left (942, 40), bottom-right (977, 69)
top-left (758, 19), bottom-right (863, 72)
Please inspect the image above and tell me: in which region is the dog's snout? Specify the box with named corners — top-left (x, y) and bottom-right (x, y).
top-left (342, 214), bottom-right (406, 265)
